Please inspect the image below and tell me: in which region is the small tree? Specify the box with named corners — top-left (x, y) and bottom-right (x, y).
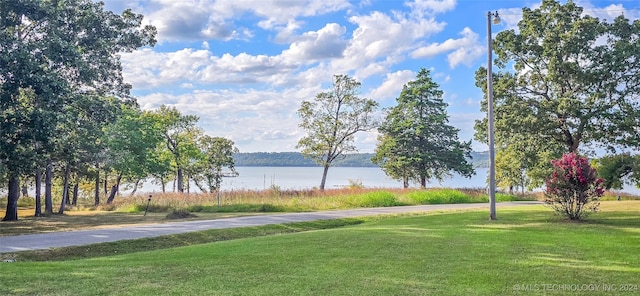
top-left (297, 75), bottom-right (378, 190)
top-left (545, 153), bottom-right (604, 220)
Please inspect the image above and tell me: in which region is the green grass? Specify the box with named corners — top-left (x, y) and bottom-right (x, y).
top-left (1, 202), bottom-right (639, 295)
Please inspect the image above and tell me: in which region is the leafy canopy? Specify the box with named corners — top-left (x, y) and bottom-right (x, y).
top-left (297, 74), bottom-right (378, 190)
top-left (474, 0), bottom-right (640, 187)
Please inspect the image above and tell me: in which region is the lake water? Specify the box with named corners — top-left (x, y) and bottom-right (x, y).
top-left (139, 166), bottom-right (640, 195)
top-left (224, 167), bottom-right (486, 190)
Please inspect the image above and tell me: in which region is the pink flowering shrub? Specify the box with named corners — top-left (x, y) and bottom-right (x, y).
top-left (545, 153), bottom-right (604, 220)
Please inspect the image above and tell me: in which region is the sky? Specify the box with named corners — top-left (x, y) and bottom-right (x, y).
top-left (102, 0), bottom-right (640, 153)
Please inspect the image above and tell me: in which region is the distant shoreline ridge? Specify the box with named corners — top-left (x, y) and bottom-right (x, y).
top-left (233, 151), bottom-right (490, 168)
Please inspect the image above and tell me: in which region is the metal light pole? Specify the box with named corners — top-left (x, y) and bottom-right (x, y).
top-left (487, 11), bottom-right (500, 220)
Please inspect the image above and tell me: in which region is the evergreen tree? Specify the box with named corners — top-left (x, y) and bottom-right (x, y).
top-left (374, 69), bottom-right (474, 188)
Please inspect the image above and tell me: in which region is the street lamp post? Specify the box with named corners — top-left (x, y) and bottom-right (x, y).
top-left (487, 11), bottom-right (500, 220)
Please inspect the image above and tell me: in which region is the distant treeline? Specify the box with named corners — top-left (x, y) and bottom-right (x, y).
top-left (234, 151), bottom-right (489, 168)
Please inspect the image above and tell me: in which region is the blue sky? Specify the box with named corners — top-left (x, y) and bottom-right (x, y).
top-left (102, 0), bottom-right (640, 153)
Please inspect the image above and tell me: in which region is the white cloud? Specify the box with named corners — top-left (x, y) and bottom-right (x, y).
top-left (115, 0), bottom-right (504, 153)
top-left (411, 27), bottom-right (483, 68)
top-left (330, 9), bottom-right (445, 78)
top-left (406, 0), bottom-right (457, 17)
top-left (228, 0), bottom-right (352, 27)
top-left (282, 23), bottom-right (348, 62)
top-left (366, 70), bottom-right (416, 101)
top-left (577, 1), bottom-right (640, 21)
top-left (137, 87), bottom-right (315, 152)
top-left (145, 1), bottom-right (240, 41)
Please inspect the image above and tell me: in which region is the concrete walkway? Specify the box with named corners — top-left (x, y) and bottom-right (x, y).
top-left (0, 201), bottom-right (541, 253)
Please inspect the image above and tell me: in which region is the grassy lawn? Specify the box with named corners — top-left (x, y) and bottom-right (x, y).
top-left (1, 201), bottom-right (638, 295)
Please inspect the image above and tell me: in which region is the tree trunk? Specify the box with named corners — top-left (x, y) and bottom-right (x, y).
top-left (45, 161), bottom-right (53, 214)
top-left (104, 171), bottom-right (108, 196)
top-left (161, 178), bottom-right (166, 193)
top-left (403, 176), bottom-right (409, 189)
top-left (2, 175), bottom-right (20, 221)
top-left (186, 175), bottom-right (190, 194)
top-left (177, 168), bottom-right (184, 193)
top-left (94, 166), bottom-right (100, 206)
top-left (319, 164), bottom-right (330, 190)
top-left (35, 169), bottom-right (42, 217)
top-left (130, 179), bottom-right (141, 196)
top-left (193, 178), bottom-right (207, 194)
top-left (21, 183), bottom-right (28, 197)
top-left (106, 185), bottom-right (117, 204)
top-left (71, 183), bottom-right (79, 206)
top-left (420, 175), bottom-right (426, 189)
top-left (115, 174), bottom-right (122, 195)
top-left (58, 163), bottom-right (71, 214)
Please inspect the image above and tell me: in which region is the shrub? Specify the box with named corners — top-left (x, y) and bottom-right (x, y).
top-left (544, 153), bottom-right (604, 220)
top-left (348, 179), bottom-right (364, 189)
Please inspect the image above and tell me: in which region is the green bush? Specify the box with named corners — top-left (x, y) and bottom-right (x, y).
top-left (348, 191), bottom-right (399, 207)
top-left (408, 189), bottom-right (474, 204)
top-left (17, 196), bottom-right (36, 207)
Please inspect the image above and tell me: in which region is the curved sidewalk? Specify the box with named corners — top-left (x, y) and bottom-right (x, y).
top-left (0, 201), bottom-right (541, 253)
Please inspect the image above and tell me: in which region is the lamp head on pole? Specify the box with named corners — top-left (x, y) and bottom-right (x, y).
top-left (492, 11), bottom-right (501, 24)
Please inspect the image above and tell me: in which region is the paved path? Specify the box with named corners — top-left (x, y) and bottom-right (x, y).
top-left (0, 202), bottom-right (541, 253)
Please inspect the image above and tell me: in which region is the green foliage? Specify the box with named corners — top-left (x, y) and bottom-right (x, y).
top-left (545, 153), bottom-right (604, 220)
top-left (191, 136), bottom-right (239, 193)
top-left (103, 105), bottom-right (164, 186)
top-left (407, 189), bottom-right (474, 204)
top-left (151, 105), bottom-right (202, 193)
top-left (475, 0), bottom-right (640, 188)
top-left (297, 74), bottom-right (379, 190)
top-left (348, 191), bottom-right (399, 207)
top-left (374, 69), bottom-right (474, 188)
top-left (0, 0), bottom-right (156, 220)
top-left (595, 153), bottom-right (640, 190)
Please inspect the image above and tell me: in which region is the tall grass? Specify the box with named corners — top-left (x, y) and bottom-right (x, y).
top-left (408, 189), bottom-right (475, 204)
top-left (0, 187), bottom-right (543, 215)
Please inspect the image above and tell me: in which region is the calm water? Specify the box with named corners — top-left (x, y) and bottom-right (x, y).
top-left (137, 166), bottom-right (639, 195)
top-left (223, 167), bottom-right (486, 190)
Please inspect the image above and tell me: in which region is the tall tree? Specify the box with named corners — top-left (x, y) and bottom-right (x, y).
top-left (474, 0), bottom-right (640, 187)
top-left (297, 75), bottom-right (379, 190)
top-left (0, 0), bottom-right (156, 220)
top-left (152, 105), bottom-right (201, 193)
top-left (373, 69), bottom-right (474, 188)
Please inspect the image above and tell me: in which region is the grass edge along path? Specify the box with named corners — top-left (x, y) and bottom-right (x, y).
top-left (0, 203), bottom-right (638, 295)
top-left (0, 218), bottom-right (365, 262)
